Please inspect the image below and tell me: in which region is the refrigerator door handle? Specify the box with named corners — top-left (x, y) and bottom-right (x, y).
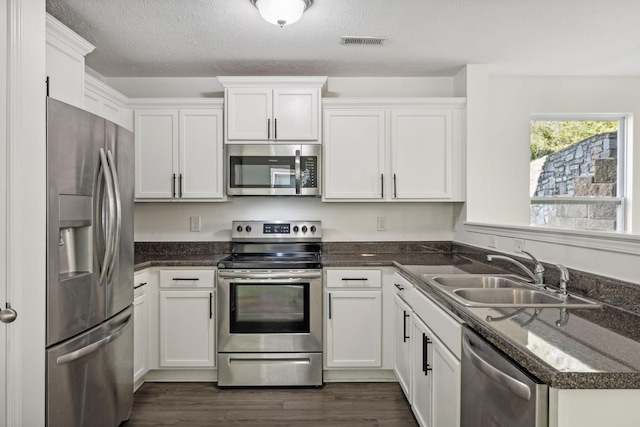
top-left (98, 148), bottom-right (116, 286)
top-left (56, 314), bottom-right (132, 365)
top-left (105, 150), bottom-right (122, 282)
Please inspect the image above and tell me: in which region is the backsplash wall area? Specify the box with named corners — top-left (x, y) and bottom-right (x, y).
top-left (133, 198), bottom-right (458, 242)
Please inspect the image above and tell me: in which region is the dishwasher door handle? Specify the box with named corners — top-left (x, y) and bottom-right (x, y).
top-left (463, 334), bottom-right (531, 401)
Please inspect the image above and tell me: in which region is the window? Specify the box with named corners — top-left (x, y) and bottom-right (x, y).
top-left (529, 116), bottom-right (626, 232)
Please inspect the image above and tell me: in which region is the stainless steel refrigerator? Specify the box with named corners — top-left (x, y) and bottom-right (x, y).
top-left (45, 98), bottom-right (134, 427)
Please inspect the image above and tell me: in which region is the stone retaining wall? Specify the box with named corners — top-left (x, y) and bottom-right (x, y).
top-left (530, 132), bottom-right (618, 231)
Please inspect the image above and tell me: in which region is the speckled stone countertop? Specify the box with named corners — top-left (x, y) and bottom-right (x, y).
top-left (395, 262), bottom-right (640, 389)
top-left (135, 240), bottom-right (640, 389)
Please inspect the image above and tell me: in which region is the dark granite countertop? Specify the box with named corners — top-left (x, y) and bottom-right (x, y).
top-left (395, 262), bottom-right (640, 389)
top-left (134, 240), bottom-right (640, 389)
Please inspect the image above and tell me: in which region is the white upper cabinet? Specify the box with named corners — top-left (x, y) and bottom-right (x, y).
top-left (323, 110), bottom-right (386, 199)
top-left (46, 14), bottom-right (95, 108)
top-left (391, 110), bottom-right (453, 199)
top-left (219, 77), bottom-right (326, 144)
top-left (323, 98), bottom-right (466, 202)
top-left (133, 101), bottom-right (224, 201)
top-left (84, 74), bottom-right (132, 130)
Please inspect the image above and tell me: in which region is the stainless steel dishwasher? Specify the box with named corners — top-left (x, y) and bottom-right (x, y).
top-left (461, 326), bottom-right (548, 427)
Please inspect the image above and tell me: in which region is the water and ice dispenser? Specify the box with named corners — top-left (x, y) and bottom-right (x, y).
top-left (58, 195), bottom-right (92, 280)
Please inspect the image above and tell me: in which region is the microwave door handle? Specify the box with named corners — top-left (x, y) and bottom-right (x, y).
top-left (295, 149), bottom-right (301, 194)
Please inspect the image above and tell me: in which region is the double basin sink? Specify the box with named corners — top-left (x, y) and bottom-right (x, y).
top-left (421, 274), bottom-right (602, 309)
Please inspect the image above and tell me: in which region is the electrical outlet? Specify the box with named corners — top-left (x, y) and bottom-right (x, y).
top-left (514, 239), bottom-right (525, 253)
top-left (190, 216), bottom-right (201, 232)
top-left (488, 235), bottom-right (496, 248)
top-left (377, 217), bottom-right (387, 231)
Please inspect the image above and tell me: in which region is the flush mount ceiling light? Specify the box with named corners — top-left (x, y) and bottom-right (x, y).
top-left (250, 0), bottom-right (314, 27)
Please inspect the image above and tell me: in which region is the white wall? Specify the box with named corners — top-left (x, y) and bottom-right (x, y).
top-left (106, 76), bottom-right (456, 98)
top-left (134, 198), bottom-right (456, 242)
top-left (455, 75), bottom-right (640, 284)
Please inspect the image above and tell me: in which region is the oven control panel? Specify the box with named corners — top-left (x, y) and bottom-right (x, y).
top-left (231, 220), bottom-right (321, 241)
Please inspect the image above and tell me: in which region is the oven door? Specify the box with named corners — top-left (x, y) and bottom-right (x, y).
top-left (227, 144), bottom-right (321, 196)
top-left (217, 270), bottom-right (322, 353)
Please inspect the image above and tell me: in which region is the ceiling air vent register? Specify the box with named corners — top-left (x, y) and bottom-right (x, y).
top-left (341, 36), bottom-right (386, 46)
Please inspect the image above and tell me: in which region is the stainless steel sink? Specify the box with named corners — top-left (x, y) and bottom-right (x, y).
top-left (421, 274), bottom-right (602, 309)
top-left (429, 274), bottom-right (529, 289)
top-left (454, 288), bottom-right (563, 305)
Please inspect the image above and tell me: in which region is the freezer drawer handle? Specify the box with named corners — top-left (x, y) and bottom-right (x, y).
top-left (462, 333), bottom-right (531, 401)
top-left (56, 315), bottom-right (131, 365)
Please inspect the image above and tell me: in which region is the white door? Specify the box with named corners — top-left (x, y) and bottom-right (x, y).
top-left (273, 88), bottom-right (319, 141)
top-left (323, 110), bottom-right (386, 199)
top-left (432, 335), bottom-right (461, 427)
top-left (394, 295), bottom-right (412, 400)
top-left (412, 316), bottom-right (434, 427)
top-left (3, 2), bottom-right (47, 425)
top-left (179, 109), bottom-right (224, 199)
top-left (391, 110), bottom-right (453, 199)
top-left (134, 109), bottom-right (179, 199)
top-left (1, 1), bottom-right (8, 418)
top-left (159, 290), bottom-right (215, 367)
top-left (225, 88), bottom-right (272, 141)
top-left (325, 290), bottom-right (382, 368)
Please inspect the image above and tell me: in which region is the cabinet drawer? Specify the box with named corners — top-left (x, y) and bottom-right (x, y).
top-left (134, 270), bottom-right (149, 289)
top-left (325, 269), bottom-right (382, 288)
top-left (412, 288), bottom-right (462, 359)
top-left (159, 269), bottom-right (215, 288)
top-left (392, 272), bottom-right (413, 305)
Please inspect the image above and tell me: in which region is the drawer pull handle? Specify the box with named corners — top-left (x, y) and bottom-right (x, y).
top-left (394, 283), bottom-right (404, 291)
top-left (173, 277), bottom-right (200, 281)
top-left (342, 278), bottom-right (368, 281)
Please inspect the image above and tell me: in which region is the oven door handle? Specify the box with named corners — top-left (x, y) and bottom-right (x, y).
top-left (218, 271), bottom-right (322, 280)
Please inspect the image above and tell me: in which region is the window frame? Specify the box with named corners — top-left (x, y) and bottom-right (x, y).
top-left (529, 113), bottom-right (628, 233)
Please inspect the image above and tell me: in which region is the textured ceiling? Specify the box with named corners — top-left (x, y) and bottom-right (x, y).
top-left (46, 0), bottom-right (640, 78)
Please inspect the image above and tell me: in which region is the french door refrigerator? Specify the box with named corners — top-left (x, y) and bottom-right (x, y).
top-left (45, 98), bottom-right (134, 427)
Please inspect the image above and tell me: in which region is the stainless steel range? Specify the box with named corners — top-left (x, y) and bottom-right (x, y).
top-left (217, 220), bottom-right (323, 387)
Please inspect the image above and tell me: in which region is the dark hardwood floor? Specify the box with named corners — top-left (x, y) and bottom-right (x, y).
top-left (122, 382), bottom-right (419, 427)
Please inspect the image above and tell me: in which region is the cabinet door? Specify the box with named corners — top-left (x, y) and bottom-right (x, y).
top-left (179, 109), bottom-right (224, 199)
top-left (159, 290), bottom-right (215, 367)
top-left (226, 88), bottom-right (272, 141)
top-left (432, 334), bottom-right (460, 427)
top-left (412, 315), bottom-right (433, 427)
top-left (394, 295), bottom-right (412, 399)
top-left (133, 290), bottom-right (148, 384)
top-left (391, 110), bottom-right (453, 199)
top-left (134, 110), bottom-right (178, 199)
top-left (325, 290), bottom-right (382, 368)
top-left (273, 89), bottom-right (319, 141)
top-left (323, 110), bottom-right (386, 199)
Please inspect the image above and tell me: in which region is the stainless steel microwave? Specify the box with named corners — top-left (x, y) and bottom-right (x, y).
top-left (227, 144), bottom-right (321, 196)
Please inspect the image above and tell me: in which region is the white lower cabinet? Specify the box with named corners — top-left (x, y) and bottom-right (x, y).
top-left (133, 271), bottom-right (149, 388)
top-left (394, 294), bottom-right (412, 398)
top-left (159, 290), bottom-right (215, 367)
top-left (394, 270), bottom-right (462, 427)
top-left (324, 268), bottom-right (383, 369)
top-left (156, 268), bottom-right (216, 369)
top-left (412, 314), bottom-right (460, 427)
top-left (326, 290), bottom-right (382, 367)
